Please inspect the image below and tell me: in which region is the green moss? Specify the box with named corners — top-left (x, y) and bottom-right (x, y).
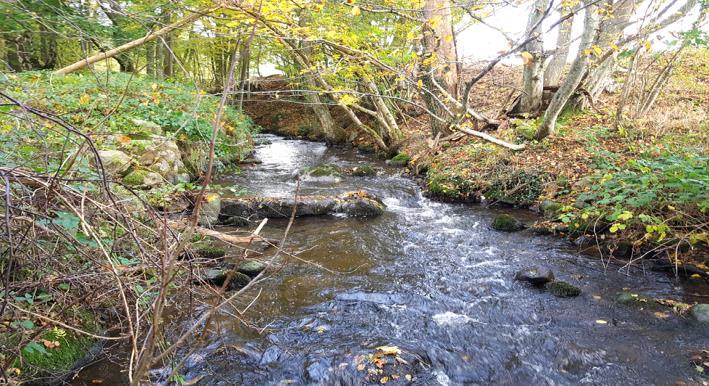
top-left (491, 214), bottom-right (524, 231)
top-left (545, 281), bottom-right (581, 297)
top-left (306, 164), bottom-right (341, 177)
top-left (123, 169), bottom-right (148, 186)
top-left (540, 200), bottom-right (563, 219)
top-left (389, 153), bottom-right (411, 166)
top-left (194, 244), bottom-right (226, 259)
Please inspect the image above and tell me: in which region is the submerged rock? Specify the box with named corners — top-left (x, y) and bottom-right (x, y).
top-left (691, 304), bottom-right (709, 323)
top-left (237, 260), bottom-right (267, 278)
top-left (220, 190), bottom-right (385, 223)
top-left (491, 214), bottom-right (525, 231)
top-left (303, 164), bottom-right (341, 181)
top-left (351, 165), bottom-right (376, 177)
top-left (545, 281), bottom-right (581, 298)
top-left (197, 269), bottom-right (251, 290)
top-left (515, 266), bottom-right (554, 286)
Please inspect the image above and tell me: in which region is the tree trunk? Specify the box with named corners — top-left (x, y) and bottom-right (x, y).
top-left (420, 0), bottom-right (459, 136)
top-left (146, 41), bottom-right (156, 77)
top-left (54, 5), bottom-right (217, 75)
top-left (584, 0), bottom-right (636, 101)
top-left (519, 0), bottom-right (548, 115)
top-left (544, 4), bottom-right (576, 87)
top-left (162, 12), bottom-right (174, 78)
top-left (536, 1), bottom-right (599, 140)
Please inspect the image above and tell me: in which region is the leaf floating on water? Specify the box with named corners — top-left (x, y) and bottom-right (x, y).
top-left (380, 376), bottom-right (389, 384)
top-left (357, 364), bottom-right (366, 371)
top-left (595, 319), bottom-right (608, 325)
top-left (405, 374), bottom-right (413, 381)
top-left (376, 345), bottom-right (401, 355)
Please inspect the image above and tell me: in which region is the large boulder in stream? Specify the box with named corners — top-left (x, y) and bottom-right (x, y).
top-left (219, 190), bottom-right (385, 224)
top-left (491, 214), bottom-right (525, 232)
top-left (514, 266), bottom-right (554, 286)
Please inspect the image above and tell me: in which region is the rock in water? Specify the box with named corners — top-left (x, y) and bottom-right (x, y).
top-left (491, 214), bottom-right (525, 231)
top-left (514, 266), bottom-right (554, 286)
top-left (237, 260), bottom-right (267, 278)
top-left (219, 190), bottom-right (385, 223)
top-left (691, 304), bottom-right (709, 323)
top-left (197, 269), bottom-right (251, 290)
top-left (545, 281), bottom-right (581, 297)
top-left (351, 165), bottom-right (376, 176)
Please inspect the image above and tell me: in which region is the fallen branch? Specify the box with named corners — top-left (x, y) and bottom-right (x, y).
top-left (455, 126), bottom-right (526, 151)
top-left (167, 219), bottom-right (270, 245)
top-left (54, 5), bottom-right (219, 75)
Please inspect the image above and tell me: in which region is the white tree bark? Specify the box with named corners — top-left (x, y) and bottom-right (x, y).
top-left (536, 1), bottom-right (599, 139)
top-left (544, 4), bottom-right (577, 87)
top-left (519, 0), bottom-right (549, 114)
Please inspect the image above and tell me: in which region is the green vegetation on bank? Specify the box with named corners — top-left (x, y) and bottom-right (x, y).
top-left (1, 71), bottom-right (254, 176)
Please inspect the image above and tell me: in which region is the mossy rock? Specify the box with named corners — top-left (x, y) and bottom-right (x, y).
top-left (540, 200), bottom-right (563, 220)
top-left (195, 244), bottom-right (226, 259)
top-left (200, 269), bottom-right (251, 290)
top-left (545, 281), bottom-right (581, 298)
top-left (389, 153), bottom-right (411, 167)
top-left (357, 144), bottom-right (376, 153)
top-left (123, 169), bottom-right (149, 186)
top-left (351, 165), bottom-right (376, 177)
top-left (11, 319), bottom-right (97, 381)
top-left (122, 169), bottom-right (162, 188)
top-left (305, 164), bottom-right (341, 178)
top-left (426, 174), bottom-right (479, 202)
top-left (238, 260), bottom-right (267, 278)
top-left (491, 214), bottom-right (525, 231)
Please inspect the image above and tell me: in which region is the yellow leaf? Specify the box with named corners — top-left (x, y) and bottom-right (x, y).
top-left (380, 376), bottom-right (389, 384)
top-left (417, 79), bottom-right (423, 88)
top-left (79, 94), bottom-right (90, 106)
top-left (595, 319), bottom-right (608, 325)
top-left (351, 6), bottom-right (361, 16)
top-left (520, 51), bottom-right (534, 64)
top-left (357, 364), bottom-right (366, 371)
top-left (644, 40), bottom-right (652, 51)
top-left (376, 345), bottom-right (401, 355)
top-left (610, 43), bottom-right (619, 50)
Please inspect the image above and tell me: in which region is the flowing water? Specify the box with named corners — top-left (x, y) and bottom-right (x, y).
top-left (76, 134), bottom-right (707, 385)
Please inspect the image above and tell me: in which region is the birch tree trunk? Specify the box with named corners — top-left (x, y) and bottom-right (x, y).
top-left (584, 0), bottom-right (636, 100)
top-left (544, 4), bottom-right (576, 87)
top-left (420, 0), bottom-right (459, 136)
top-left (536, 1), bottom-right (599, 140)
top-left (519, 0), bottom-right (548, 114)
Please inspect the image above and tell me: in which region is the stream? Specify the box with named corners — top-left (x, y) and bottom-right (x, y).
top-left (76, 134), bottom-right (707, 385)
